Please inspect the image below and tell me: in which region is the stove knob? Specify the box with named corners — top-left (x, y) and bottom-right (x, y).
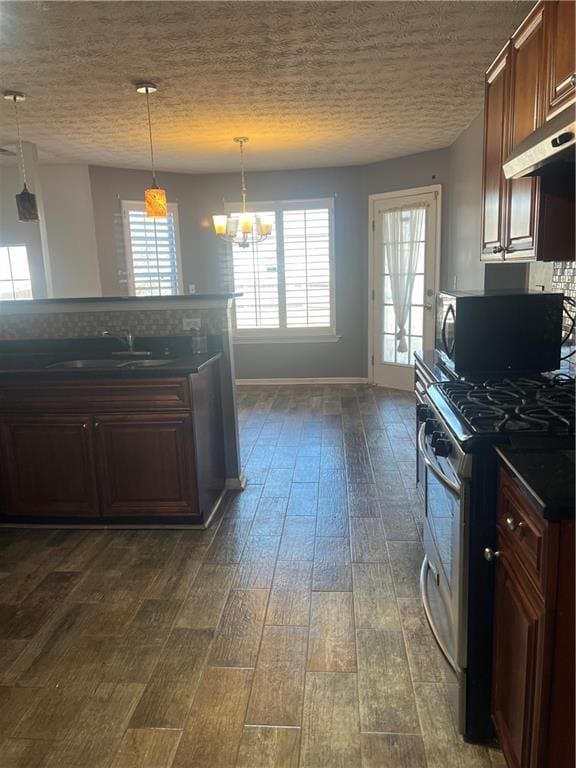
top-left (431, 430), bottom-right (443, 447)
top-left (416, 404), bottom-right (430, 422)
top-left (425, 419), bottom-right (439, 435)
top-left (434, 439), bottom-right (452, 457)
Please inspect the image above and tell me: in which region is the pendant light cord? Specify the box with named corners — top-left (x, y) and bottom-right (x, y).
top-left (12, 97), bottom-right (27, 188)
top-left (144, 88), bottom-right (157, 186)
top-left (239, 139), bottom-right (247, 213)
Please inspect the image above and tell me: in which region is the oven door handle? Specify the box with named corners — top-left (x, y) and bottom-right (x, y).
top-left (417, 423), bottom-right (460, 495)
top-left (420, 555), bottom-right (459, 673)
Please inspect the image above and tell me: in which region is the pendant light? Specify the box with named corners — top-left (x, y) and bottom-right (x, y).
top-left (212, 137), bottom-right (272, 248)
top-left (3, 90), bottom-right (39, 222)
top-left (136, 82), bottom-right (167, 218)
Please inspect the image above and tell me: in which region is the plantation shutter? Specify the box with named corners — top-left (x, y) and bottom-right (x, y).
top-left (232, 217), bottom-right (280, 329)
top-left (123, 203), bottom-right (182, 296)
top-left (283, 207), bottom-right (331, 328)
top-left (227, 200), bottom-right (333, 332)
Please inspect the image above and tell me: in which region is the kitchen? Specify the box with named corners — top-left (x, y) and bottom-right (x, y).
top-left (0, 2), bottom-right (574, 767)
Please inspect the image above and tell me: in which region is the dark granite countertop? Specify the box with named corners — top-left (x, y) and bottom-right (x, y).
top-left (0, 293), bottom-right (239, 309)
top-left (0, 352), bottom-right (221, 378)
top-left (495, 446), bottom-right (575, 521)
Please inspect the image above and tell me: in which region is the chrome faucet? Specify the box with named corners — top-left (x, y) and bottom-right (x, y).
top-left (102, 330), bottom-right (135, 352)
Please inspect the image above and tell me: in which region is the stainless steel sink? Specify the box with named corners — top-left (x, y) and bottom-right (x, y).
top-left (122, 359), bottom-right (174, 368)
top-left (46, 359), bottom-right (128, 370)
top-left (46, 358), bottom-right (174, 370)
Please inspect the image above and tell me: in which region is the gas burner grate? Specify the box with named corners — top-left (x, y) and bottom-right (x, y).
top-left (437, 376), bottom-right (575, 435)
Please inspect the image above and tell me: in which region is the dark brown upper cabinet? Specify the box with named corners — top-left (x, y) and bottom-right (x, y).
top-left (545, 0), bottom-right (576, 120)
top-left (481, 1), bottom-right (575, 263)
top-left (482, 44), bottom-right (511, 261)
top-left (504, 6), bottom-right (545, 260)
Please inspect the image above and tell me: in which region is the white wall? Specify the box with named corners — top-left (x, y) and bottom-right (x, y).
top-left (0, 163), bottom-right (102, 298)
top-left (443, 112), bottom-right (485, 291)
top-left (0, 165), bottom-right (47, 296)
top-left (41, 165), bottom-right (102, 297)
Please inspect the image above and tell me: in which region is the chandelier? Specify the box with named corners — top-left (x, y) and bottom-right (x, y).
top-left (136, 82), bottom-right (168, 218)
top-left (3, 90), bottom-right (39, 222)
top-left (212, 137), bottom-right (272, 248)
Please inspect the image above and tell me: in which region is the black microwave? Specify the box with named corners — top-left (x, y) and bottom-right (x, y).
top-left (435, 290), bottom-right (564, 373)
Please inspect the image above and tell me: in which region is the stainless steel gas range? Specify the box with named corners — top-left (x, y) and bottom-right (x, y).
top-left (414, 351), bottom-right (575, 743)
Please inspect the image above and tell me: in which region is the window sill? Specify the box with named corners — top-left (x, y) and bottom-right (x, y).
top-left (233, 332), bottom-right (341, 345)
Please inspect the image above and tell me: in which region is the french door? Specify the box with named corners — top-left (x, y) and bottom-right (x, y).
top-left (370, 186), bottom-right (440, 390)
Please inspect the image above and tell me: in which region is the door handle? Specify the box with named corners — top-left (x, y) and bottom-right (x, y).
top-left (420, 556), bottom-right (459, 673)
top-left (417, 424), bottom-right (460, 495)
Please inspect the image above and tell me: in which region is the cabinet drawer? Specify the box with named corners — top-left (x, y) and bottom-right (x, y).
top-left (498, 469), bottom-right (547, 594)
top-left (0, 378), bottom-right (191, 413)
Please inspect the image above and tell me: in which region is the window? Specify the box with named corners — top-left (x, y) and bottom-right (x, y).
top-left (0, 245), bottom-right (33, 300)
top-left (226, 199), bottom-right (334, 337)
top-left (121, 201), bottom-right (183, 296)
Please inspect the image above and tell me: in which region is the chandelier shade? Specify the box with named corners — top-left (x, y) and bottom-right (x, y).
top-left (145, 185), bottom-right (168, 218)
top-left (136, 82), bottom-right (167, 218)
top-left (16, 184), bottom-right (39, 222)
top-left (213, 138), bottom-right (273, 248)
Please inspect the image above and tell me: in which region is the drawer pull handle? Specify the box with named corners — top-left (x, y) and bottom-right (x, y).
top-left (505, 516), bottom-right (524, 532)
top-left (484, 548), bottom-right (501, 562)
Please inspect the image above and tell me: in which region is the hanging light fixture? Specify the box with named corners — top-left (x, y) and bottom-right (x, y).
top-left (212, 137), bottom-right (272, 248)
top-left (136, 82), bottom-right (167, 218)
top-left (3, 90), bottom-right (39, 222)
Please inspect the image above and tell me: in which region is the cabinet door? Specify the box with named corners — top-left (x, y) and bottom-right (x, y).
top-left (545, 0), bottom-right (576, 119)
top-left (94, 413), bottom-right (199, 518)
top-left (481, 45), bottom-right (510, 261)
top-left (504, 7), bottom-right (544, 260)
top-left (0, 415), bottom-right (98, 517)
top-left (492, 540), bottom-right (544, 768)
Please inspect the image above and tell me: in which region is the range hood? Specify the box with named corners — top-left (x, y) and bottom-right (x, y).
top-left (503, 107), bottom-right (575, 179)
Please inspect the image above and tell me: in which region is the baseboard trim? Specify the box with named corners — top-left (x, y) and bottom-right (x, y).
top-left (225, 475), bottom-right (247, 490)
top-left (235, 377), bottom-right (369, 385)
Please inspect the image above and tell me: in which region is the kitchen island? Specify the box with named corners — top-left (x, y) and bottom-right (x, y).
top-left (0, 292), bottom-right (243, 528)
top-left (0, 352), bottom-right (226, 527)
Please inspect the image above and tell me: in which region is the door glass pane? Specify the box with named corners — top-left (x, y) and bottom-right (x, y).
top-left (383, 304), bottom-right (395, 334)
top-left (380, 206), bottom-right (426, 365)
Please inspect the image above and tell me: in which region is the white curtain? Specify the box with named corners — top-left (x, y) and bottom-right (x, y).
top-left (382, 204), bottom-right (427, 353)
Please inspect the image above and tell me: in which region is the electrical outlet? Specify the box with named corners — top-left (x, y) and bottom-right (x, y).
top-left (182, 318), bottom-right (201, 331)
top-left (188, 284), bottom-right (196, 294)
top-left (452, 276), bottom-right (458, 289)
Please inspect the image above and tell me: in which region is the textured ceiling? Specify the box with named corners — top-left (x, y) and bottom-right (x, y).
top-left (0, 1), bottom-right (533, 173)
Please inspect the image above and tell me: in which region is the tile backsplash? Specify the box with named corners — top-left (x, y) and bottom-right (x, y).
top-left (0, 307), bottom-right (228, 341)
top-left (552, 261), bottom-right (576, 339)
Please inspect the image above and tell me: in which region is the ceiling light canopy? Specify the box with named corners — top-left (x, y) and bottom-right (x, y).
top-left (136, 82), bottom-right (167, 218)
top-left (213, 137), bottom-right (272, 249)
top-left (3, 90), bottom-right (39, 223)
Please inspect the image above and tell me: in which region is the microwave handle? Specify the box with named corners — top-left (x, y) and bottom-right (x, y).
top-left (441, 304), bottom-right (455, 359)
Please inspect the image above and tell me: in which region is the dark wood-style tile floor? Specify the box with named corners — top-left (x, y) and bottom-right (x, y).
top-left (0, 385), bottom-right (505, 767)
